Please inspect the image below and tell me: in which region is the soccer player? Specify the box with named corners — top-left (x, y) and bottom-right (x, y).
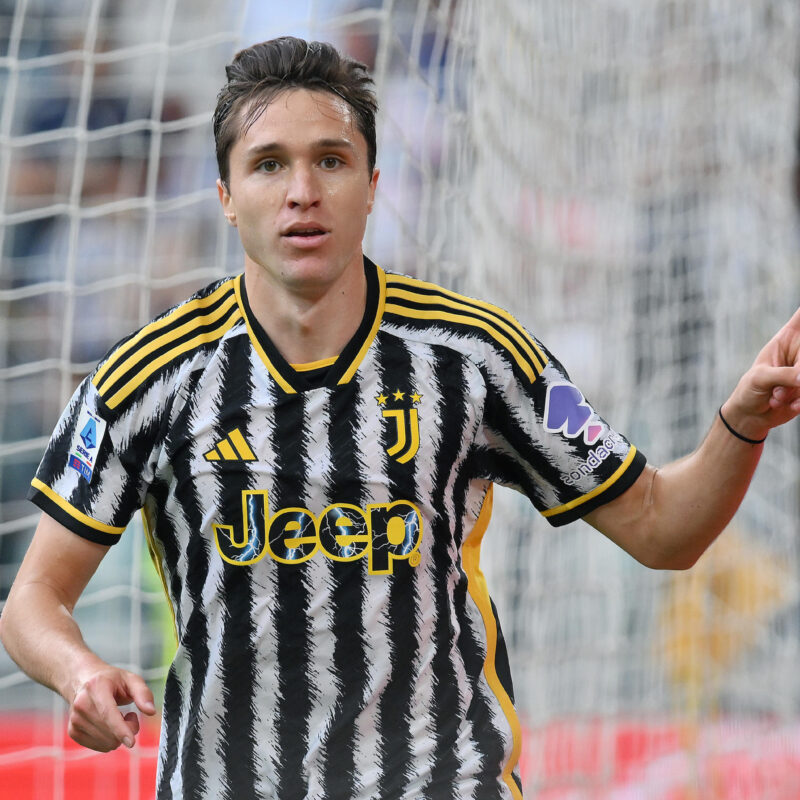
top-left (1, 36), bottom-right (799, 800)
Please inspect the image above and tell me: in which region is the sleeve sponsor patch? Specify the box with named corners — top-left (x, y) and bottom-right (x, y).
top-left (543, 382), bottom-right (605, 445)
top-left (67, 406), bottom-right (107, 482)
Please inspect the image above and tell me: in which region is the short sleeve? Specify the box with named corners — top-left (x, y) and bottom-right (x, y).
top-left (474, 342), bottom-right (646, 527)
top-left (27, 374), bottom-right (162, 545)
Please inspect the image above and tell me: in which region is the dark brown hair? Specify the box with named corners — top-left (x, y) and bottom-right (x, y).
top-left (213, 36), bottom-right (378, 187)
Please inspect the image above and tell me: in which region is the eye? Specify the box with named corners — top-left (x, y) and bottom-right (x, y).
top-left (256, 159), bottom-right (281, 174)
top-left (320, 156), bottom-right (342, 170)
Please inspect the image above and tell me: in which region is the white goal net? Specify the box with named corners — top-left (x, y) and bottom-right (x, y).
top-left (0, 1), bottom-right (798, 798)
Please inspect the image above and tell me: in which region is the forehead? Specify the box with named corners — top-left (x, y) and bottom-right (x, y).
top-left (235, 88), bottom-right (362, 151)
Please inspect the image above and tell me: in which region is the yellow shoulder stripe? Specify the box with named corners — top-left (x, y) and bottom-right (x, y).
top-left (103, 312), bottom-right (240, 409)
top-left (386, 284), bottom-right (546, 375)
top-left (93, 279), bottom-right (237, 390)
top-left (95, 291), bottom-right (239, 400)
top-left (385, 303), bottom-right (540, 383)
top-left (462, 484), bottom-right (523, 800)
top-left (386, 273), bottom-right (548, 366)
top-left (31, 478), bottom-right (126, 535)
top-left (542, 446), bottom-right (639, 519)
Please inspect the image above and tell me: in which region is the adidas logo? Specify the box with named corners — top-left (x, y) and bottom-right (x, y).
top-left (204, 428), bottom-right (256, 462)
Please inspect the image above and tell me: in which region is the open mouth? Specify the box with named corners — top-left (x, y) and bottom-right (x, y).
top-left (284, 228), bottom-right (327, 238)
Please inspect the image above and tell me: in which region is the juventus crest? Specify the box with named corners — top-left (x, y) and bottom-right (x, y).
top-left (375, 388), bottom-right (422, 464)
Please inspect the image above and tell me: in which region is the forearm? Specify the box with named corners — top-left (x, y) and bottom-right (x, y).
top-left (0, 581), bottom-right (108, 704)
top-left (642, 410), bottom-right (763, 568)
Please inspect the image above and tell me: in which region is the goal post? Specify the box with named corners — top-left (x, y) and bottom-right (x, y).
top-left (1, 1), bottom-right (799, 797)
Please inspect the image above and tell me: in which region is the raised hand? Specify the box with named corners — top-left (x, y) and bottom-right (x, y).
top-left (721, 307), bottom-right (800, 442)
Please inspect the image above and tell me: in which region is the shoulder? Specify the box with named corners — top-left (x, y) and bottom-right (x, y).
top-left (381, 269), bottom-right (549, 385)
top-left (90, 275), bottom-right (242, 413)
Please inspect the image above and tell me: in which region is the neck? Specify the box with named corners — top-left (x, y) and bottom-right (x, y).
top-left (243, 255), bottom-right (367, 364)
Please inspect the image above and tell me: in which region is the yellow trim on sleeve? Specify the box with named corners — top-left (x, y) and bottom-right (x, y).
top-left (235, 275), bottom-right (296, 394)
top-left (31, 478), bottom-right (126, 535)
top-left (338, 265), bottom-right (387, 385)
top-left (541, 446), bottom-right (639, 519)
top-left (462, 484), bottom-right (523, 800)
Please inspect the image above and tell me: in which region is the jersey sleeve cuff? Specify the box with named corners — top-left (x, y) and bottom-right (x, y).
top-left (541, 446), bottom-right (647, 527)
top-left (28, 479), bottom-right (126, 546)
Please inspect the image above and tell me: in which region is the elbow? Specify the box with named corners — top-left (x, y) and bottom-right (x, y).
top-left (637, 538), bottom-right (704, 571)
top-left (644, 551), bottom-right (700, 571)
top-left (0, 606), bottom-right (8, 652)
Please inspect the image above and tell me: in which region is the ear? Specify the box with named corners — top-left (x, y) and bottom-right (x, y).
top-left (366, 168), bottom-right (380, 215)
top-left (217, 178), bottom-right (237, 227)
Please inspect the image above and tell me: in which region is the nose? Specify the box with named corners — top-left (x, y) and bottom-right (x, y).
top-left (286, 164), bottom-right (321, 210)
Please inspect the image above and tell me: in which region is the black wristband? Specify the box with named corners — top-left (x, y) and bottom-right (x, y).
top-left (718, 407), bottom-right (767, 445)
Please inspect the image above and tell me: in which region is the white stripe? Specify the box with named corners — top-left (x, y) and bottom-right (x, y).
top-left (302, 389), bottom-right (339, 797)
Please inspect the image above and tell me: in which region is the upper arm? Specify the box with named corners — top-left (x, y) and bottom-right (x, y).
top-left (8, 512), bottom-right (111, 613)
top-left (582, 464), bottom-right (660, 567)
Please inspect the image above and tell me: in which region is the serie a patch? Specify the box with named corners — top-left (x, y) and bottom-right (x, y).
top-left (67, 406), bottom-right (107, 482)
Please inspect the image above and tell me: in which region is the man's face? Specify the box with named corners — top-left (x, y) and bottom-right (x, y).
top-left (218, 88), bottom-right (379, 295)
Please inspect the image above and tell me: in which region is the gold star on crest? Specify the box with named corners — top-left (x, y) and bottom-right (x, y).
top-left (410, 392), bottom-right (422, 404)
top-left (376, 393), bottom-right (388, 406)
top-left (392, 389), bottom-right (405, 401)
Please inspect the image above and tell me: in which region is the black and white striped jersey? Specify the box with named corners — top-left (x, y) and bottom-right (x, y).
top-left (29, 257), bottom-right (646, 800)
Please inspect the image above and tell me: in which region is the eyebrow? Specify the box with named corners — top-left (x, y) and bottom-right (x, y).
top-left (245, 138), bottom-right (356, 158)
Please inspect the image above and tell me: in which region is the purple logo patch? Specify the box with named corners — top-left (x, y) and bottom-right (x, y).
top-left (544, 383), bottom-right (604, 445)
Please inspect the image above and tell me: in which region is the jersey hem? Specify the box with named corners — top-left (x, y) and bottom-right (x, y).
top-left (28, 480), bottom-right (126, 545)
top-left (543, 447), bottom-right (647, 527)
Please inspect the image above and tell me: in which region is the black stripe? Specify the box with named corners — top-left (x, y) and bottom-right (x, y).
top-left (385, 296), bottom-right (543, 383)
top-left (98, 302), bottom-right (239, 405)
top-left (100, 397), bottom-right (167, 517)
top-left (420, 345), bottom-right (472, 800)
top-left (213, 339), bottom-right (261, 800)
top-left (490, 599), bottom-right (515, 706)
top-left (168, 387), bottom-right (212, 799)
top-left (374, 333), bottom-right (420, 799)
top-left (272, 392), bottom-right (314, 800)
top-left (97, 281), bottom-right (235, 385)
top-left (321, 378), bottom-right (370, 799)
top-left (157, 660), bottom-right (184, 799)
